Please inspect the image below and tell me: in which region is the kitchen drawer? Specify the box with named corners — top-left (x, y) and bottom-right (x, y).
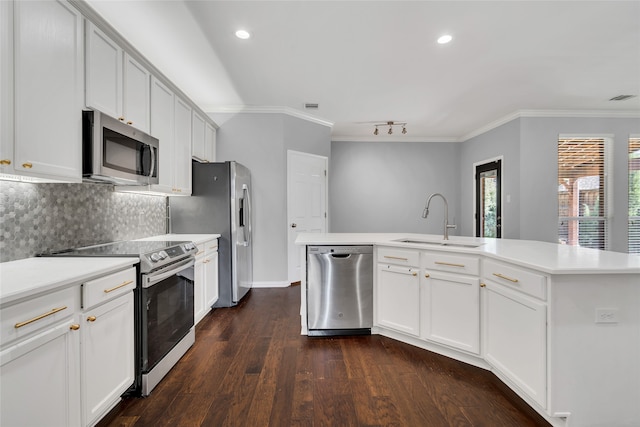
top-left (421, 251), bottom-right (480, 276)
top-left (83, 267), bottom-right (136, 309)
top-left (377, 247), bottom-right (420, 266)
top-left (483, 259), bottom-right (547, 300)
top-left (1, 286), bottom-right (78, 345)
top-left (204, 239), bottom-right (218, 253)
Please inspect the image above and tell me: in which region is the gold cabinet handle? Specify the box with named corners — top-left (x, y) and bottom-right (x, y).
top-left (480, 283), bottom-right (486, 288)
top-left (203, 259), bottom-right (210, 264)
top-left (126, 121), bottom-right (133, 125)
top-left (14, 306), bottom-right (68, 328)
top-left (104, 280), bottom-right (133, 293)
top-left (384, 255), bottom-right (408, 261)
top-left (87, 316), bottom-right (97, 322)
top-left (22, 162), bottom-right (33, 169)
top-left (0, 159), bottom-right (11, 165)
top-left (209, 246), bottom-right (217, 250)
top-left (70, 324), bottom-right (80, 330)
top-left (424, 274), bottom-right (430, 278)
top-left (412, 272), bottom-right (417, 276)
top-left (118, 117), bottom-right (125, 121)
top-left (492, 273), bottom-right (519, 283)
top-left (435, 261), bottom-right (465, 268)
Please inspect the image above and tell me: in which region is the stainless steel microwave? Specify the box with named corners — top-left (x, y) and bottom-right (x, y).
top-left (82, 110), bottom-right (159, 185)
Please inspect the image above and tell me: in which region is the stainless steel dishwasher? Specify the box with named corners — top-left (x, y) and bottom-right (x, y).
top-left (306, 245), bottom-right (373, 336)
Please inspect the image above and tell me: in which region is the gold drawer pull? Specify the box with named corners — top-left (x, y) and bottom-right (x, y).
top-left (384, 255), bottom-right (408, 261)
top-left (104, 280), bottom-right (134, 293)
top-left (14, 306), bottom-right (68, 328)
top-left (0, 159), bottom-right (11, 165)
top-left (203, 259), bottom-right (210, 264)
top-left (493, 273), bottom-right (519, 283)
top-left (22, 162), bottom-right (33, 169)
top-left (480, 283), bottom-right (486, 288)
top-left (70, 324), bottom-right (80, 330)
top-left (412, 272), bottom-right (417, 276)
top-left (87, 316), bottom-right (97, 322)
top-left (209, 246), bottom-right (217, 250)
top-left (424, 274), bottom-right (430, 278)
top-left (435, 261), bottom-right (465, 268)
top-left (126, 121), bottom-right (133, 125)
top-left (118, 117), bottom-right (125, 121)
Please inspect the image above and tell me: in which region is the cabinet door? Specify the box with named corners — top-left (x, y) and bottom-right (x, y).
top-left (1, 320), bottom-right (81, 427)
top-left (81, 293), bottom-right (134, 426)
top-left (421, 271), bottom-right (480, 354)
top-left (376, 264), bottom-right (420, 336)
top-left (123, 53), bottom-right (150, 133)
top-left (150, 76), bottom-right (174, 193)
top-left (205, 122), bottom-right (216, 163)
top-left (191, 111), bottom-right (206, 162)
top-left (85, 22), bottom-right (122, 119)
top-left (173, 97), bottom-right (192, 195)
top-left (483, 281), bottom-right (547, 408)
top-left (13, 0), bottom-right (83, 181)
top-left (204, 250), bottom-right (219, 308)
top-left (194, 258), bottom-right (206, 325)
top-left (0, 0), bottom-right (13, 175)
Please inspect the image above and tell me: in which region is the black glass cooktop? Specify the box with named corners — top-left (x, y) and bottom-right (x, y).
top-left (44, 240), bottom-right (190, 257)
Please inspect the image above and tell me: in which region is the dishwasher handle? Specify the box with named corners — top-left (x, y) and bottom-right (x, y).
top-left (331, 253), bottom-right (351, 259)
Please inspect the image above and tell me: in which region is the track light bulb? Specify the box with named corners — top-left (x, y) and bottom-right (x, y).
top-left (374, 127), bottom-right (378, 135)
top-left (388, 126), bottom-right (393, 135)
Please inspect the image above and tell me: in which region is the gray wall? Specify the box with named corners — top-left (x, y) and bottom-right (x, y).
top-left (211, 112), bottom-right (331, 285)
top-left (518, 117), bottom-right (640, 252)
top-left (0, 181), bottom-right (166, 262)
top-left (459, 119), bottom-right (521, 238)
top-left (329, 140), bottom-right (461, 235)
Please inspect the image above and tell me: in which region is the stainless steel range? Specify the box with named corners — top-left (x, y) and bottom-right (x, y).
top-left (43, 240), bottom-right (197, 396)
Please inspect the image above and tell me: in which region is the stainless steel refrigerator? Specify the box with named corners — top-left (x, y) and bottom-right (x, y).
top-left (169, 160), bottom-right (252, 307)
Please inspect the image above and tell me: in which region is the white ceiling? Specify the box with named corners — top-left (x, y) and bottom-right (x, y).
top-left (86, 0), bottom-right (640, 142)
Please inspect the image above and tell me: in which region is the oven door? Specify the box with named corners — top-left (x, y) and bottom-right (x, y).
top-left (140, 258), bottom-right (195, 373)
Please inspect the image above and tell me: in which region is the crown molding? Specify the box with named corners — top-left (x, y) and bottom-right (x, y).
top-left (461, 109), bottom-right (640, 142)
top-left (205, 105), bottom-right (334, 128)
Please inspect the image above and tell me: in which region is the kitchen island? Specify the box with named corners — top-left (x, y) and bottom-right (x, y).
top-left (296, 233), bottom-right (640, 427)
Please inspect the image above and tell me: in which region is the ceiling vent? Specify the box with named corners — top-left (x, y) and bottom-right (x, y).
top-left (304, 103), bottom-right (319, 109)
top-left (609, 94), bottom-right (636, 101)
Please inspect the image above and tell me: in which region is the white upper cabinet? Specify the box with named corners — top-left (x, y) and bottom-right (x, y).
top-left (150, 76), bottom-right (175, 194)
top-left (86, 23), bottom-right (150, 134)
top-left (123, 53), bottom-right (150, 133)
top-left (173, 97), bottom-right (192, 194)
top-left (0, 0), bottom-right (14, 176)
top-left (191, 111), bottom-right (206, 162)
top-left (85, 21), bottom-right (122, 119)
top-left (205, 122), bottom-right (217, 163)
top-left (13, 0), bottom-right (83, 182)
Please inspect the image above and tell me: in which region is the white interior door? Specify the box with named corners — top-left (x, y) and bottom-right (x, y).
top-left (287, 150), bottom-right (328, 283)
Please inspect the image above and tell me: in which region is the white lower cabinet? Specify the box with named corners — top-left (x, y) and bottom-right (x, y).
top-left (376, 263), bottom-right (420, 336)
top-left (483, 280), bottom-right (547, 408)
top-left (204, 240), bottom-right (219, 309)
top-left (0, 266), bottom-right (136, 427)
top-left (420, 270), bottom-right (480, 354)
top-left (80, 268), bottom-right (135, 427)
top-left (1, 319), bottom-right (82, 427)
top-left (193, 252), bottom-right (206, 324)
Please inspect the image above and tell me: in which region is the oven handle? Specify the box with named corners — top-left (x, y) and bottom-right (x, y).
top-left (142, 258), bottom-right (195, 288)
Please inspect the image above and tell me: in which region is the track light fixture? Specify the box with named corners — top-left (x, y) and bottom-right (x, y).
top-left (372, 121), bottom-right (407, 136)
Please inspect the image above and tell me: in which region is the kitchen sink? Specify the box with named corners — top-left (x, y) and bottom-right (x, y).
top-left (393, 238), bottom-right (484, 248)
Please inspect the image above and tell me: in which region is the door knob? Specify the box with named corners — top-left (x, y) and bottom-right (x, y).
top-left (291, 223), bottom-right (297, 228)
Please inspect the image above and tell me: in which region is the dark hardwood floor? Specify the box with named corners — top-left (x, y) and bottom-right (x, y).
top-left (100, 286), bottom-right (550, 427)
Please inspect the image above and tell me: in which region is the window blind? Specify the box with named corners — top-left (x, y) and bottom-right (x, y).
top-left (629, 138), bottom-right (640, 254)
top-left (558, 138), bottom-right (608, 250)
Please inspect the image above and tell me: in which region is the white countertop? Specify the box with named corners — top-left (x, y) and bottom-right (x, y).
top-left (0, 257), bottom-right (139, 305)
top-left (295, 232), bottom-right (640, 275)
top-left (137, 234), bottom-right (220, 245)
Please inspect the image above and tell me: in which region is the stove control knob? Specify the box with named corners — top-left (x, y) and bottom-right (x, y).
top-left (158, 251), bottom-right (168, 259)
top-left (150, 253), bottom-right (161, 262)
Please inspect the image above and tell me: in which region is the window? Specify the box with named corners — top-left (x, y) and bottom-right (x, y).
top-left (629, 137), bottom-right (640, 254)
top-left (558, 137), bottom-right (609, 250)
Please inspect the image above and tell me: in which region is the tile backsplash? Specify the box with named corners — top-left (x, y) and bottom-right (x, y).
top-left (0, 181), bottom-right (167, 262)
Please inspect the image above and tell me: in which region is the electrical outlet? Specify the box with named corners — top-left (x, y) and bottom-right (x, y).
top-left (595, 308), bottom-right (619, 324)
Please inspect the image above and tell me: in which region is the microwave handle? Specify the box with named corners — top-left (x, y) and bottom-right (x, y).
top-left (148, 146), bottom-right (156, 179)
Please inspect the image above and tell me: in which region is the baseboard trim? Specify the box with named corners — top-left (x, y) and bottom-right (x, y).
top-left (252, 281), bottom-right (291, 288)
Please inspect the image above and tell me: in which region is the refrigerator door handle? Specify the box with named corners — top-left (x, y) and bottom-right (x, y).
top-left (241, 184), bottom-right (251, 247)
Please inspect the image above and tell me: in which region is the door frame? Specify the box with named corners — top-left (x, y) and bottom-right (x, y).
top-left (473, 156), bottom-right (503, 238)
top-left (286, 150), bottom-right (329, 284)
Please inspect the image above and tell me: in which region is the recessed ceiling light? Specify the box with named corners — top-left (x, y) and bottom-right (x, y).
top-left (235, 30), bottom-right (251, 40)
top-left (437, 35), bottom-right (453, 44)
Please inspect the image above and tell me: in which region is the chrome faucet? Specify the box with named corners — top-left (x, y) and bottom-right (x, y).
top-left (422, 193), bottom-right (456, 240)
